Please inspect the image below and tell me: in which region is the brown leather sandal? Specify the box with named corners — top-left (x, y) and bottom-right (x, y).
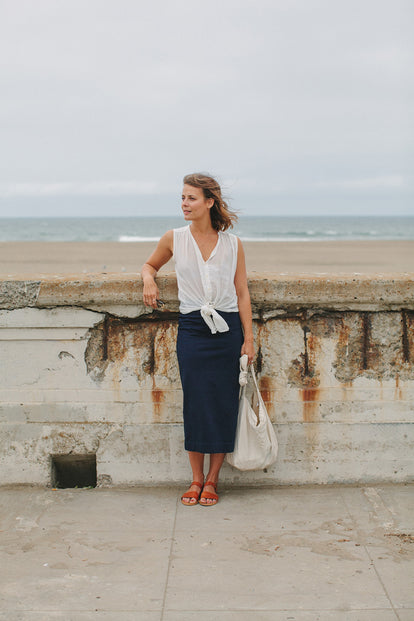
top-left (199, 480), bottom-right (218, 506)
top-left (181, 481), bottom-right (203, 506)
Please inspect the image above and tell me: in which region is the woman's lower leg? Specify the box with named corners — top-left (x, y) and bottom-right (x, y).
top-left (200, 452), bottom-right (225, 505)
top-left (188, 451), bottom-right (205, 482)
top-left (181, 451), bottom-right (205, 505)
top-left (206, 452), bottom-right (225, 482)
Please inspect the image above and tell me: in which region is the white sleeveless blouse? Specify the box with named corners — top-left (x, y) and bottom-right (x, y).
top-left (173, 225), bottom-right (239, 334)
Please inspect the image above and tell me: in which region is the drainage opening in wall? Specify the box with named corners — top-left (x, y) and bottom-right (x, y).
top-left (51, 454), bottom-right (97, 489)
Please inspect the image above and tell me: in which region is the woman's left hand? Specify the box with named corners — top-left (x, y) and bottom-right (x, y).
top-left (241, 340), bottom-right (255, 364)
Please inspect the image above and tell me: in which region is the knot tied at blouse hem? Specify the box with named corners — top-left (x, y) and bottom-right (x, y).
top-left (200, 304), bottom-right (230, 334)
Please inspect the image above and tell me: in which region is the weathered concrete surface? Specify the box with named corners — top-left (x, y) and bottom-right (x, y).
top-left (0, 279), bottom-right (41, 309)
top-left (0, 484), bottom-right (413, 619)
top-left (1, 272), bottom-right (414, 312)
top-left (0, 273), bottom-right (413, 486)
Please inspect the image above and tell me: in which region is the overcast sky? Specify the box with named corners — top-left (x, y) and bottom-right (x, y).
top-left (0, 0), bottom-right (412, 217)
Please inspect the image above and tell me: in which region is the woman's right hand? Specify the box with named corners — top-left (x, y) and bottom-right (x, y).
top-left (143, 276), bottom-right (160, 309)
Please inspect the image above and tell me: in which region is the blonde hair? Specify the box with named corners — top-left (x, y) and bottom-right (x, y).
top-left (183, 173), bottom-right (238, 232)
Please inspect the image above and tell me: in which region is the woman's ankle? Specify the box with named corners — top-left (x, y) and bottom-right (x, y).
top-left (205, 475), bottom-right (218, 485)
top-left (191, 474), bottom-right (204, 485)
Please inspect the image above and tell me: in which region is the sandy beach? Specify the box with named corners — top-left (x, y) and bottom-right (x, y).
top-left (0, 240), bottom-right (413, 276)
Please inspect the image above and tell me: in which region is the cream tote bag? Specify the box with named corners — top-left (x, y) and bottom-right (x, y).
top-left (226, 355), bottom-right (278, 471)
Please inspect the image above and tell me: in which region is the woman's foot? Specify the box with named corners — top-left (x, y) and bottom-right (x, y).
top-left (181, 481), bottom-right (204, 506)
top-left (199, 480), bottom-right (218, 506)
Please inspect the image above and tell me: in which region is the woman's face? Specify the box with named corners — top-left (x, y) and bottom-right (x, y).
top-left (181, 184), bottom-right (213, 222)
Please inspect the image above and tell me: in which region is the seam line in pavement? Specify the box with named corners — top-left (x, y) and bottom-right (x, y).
top-left (340, 486), bottom-right (400, 620)
top-left (160, 492), bottom-right (179, 621)
top-left (362, 545), bottom-right (401, 621)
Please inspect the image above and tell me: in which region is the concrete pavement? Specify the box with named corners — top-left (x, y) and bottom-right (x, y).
top-left (0, 483), bottom-right (413, 620)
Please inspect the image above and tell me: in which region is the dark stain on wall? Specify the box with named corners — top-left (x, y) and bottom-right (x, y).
top-left (407, 311), bottom-right (414, 365)
top-left (362, 314), bottom-right (371, 370)
top-left (402, 310), bottom-right (410, 363)
top-left (287, 319), bottom-right (321, 389)
top-left (84, 320), bottom-right (108, 381)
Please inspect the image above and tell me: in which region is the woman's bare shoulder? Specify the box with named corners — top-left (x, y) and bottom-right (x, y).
top-left (161, 229), bottom-right (174, 240)
top-left (142, 230), bottom-right (174, 271)
top-left (159, 229), bottom-right (174, 249)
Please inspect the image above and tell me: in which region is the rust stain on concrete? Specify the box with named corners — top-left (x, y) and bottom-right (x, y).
top-left (85, 315), bottom-right (178, 420)
top-left (334, 315), bottom-right (363, 383)
top-left (153, 322), bottom-right (177, 378)
top-left (151, 381), bottom-right (165, 422)
top-left (84, 308), bottom-right (414, 431)
top-left (333, 311), bottom-right (414, 383)
top-left (301, 388), bottom-right (320, 423)
top-left (394, 375), bottom-right (404, 401)
top-left (366, 313), bottom-right (414, 380)
top-left (301, 386), bottom-right (321, 462)
top-left (258, 375), bottom-right (276, 420)
top-left (86, 317), bottom-right (176, 373)
top-left (259, 376), bottom-right (272, 404)
top-left (305, 331), bottom-right (321, 377)
top-left (286, 320), bottom-right (322, 438)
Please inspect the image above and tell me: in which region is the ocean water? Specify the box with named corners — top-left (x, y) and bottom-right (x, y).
top-left (0, 216), bottom-right (414, 242)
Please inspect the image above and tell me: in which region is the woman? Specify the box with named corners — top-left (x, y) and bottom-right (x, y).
top-left (141, 173), bottom-right (254, 506)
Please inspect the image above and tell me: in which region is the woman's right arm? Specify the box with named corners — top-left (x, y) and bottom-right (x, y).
top-left (141, 230), bottom-right (174, 309)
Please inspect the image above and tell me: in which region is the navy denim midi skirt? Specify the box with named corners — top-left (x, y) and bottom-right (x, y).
top-left (176, 310), bottom-right (244, 453)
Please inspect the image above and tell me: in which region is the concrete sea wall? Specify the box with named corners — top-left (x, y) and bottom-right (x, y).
top-left (1, 273), bottom-right (413, 486)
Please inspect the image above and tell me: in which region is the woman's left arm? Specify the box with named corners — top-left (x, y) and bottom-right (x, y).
top-left (234, 237), bottom-right (255, 363)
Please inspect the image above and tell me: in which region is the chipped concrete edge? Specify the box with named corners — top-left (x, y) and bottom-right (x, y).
top-left (1, 272), bottom-right (414, 313)
top-left (0, 279), bottom-right (41, 310)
